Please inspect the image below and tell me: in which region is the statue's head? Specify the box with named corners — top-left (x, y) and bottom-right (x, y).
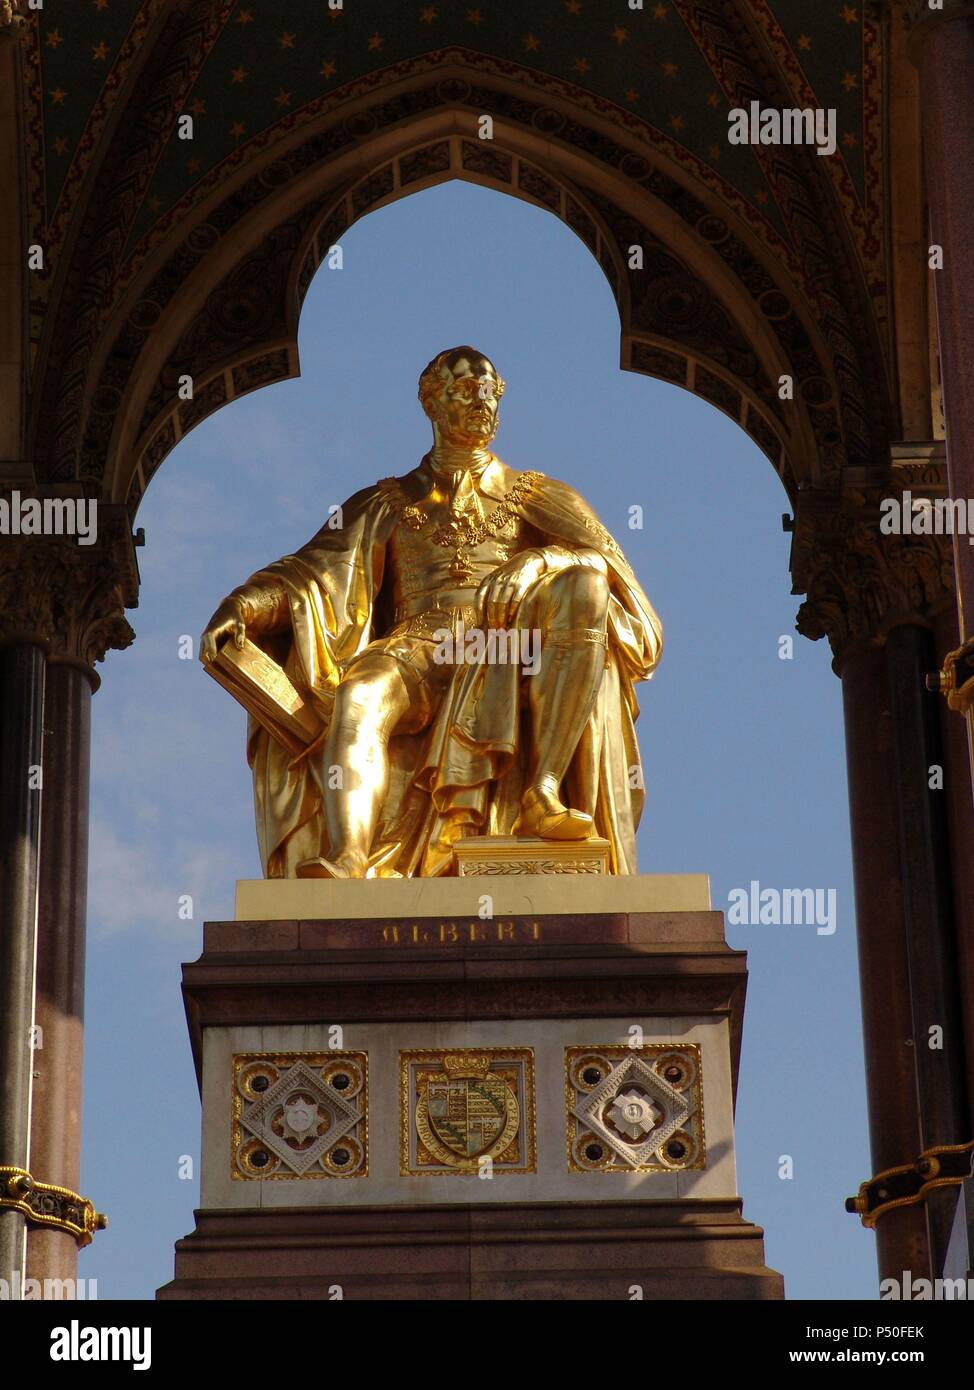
top-left (418, 347), bottom-right (505, 448)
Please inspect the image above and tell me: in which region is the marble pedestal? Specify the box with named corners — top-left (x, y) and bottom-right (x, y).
top-left (157, 873), bottom-right (783, 1300)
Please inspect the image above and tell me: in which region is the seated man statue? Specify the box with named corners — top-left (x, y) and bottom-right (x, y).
top-left (200, 346), bottom-right (662, 879)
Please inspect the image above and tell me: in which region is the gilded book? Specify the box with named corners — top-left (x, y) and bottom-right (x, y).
top-left (204, 637), bottom-right (321, 756)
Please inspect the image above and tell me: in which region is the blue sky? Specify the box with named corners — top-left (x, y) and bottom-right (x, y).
top-left (80, 179), bottom-right (874, 1299)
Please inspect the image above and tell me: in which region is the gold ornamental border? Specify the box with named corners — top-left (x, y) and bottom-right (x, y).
top-left (400, 1047), bottom-right (537, 1177)
top-left (564, 1043), bottom-right (707, 1175)
top-left (846, 1139), bottom-right (974, 1228)
top-left (231, 1050), bottom-right (369, 1182)
top-left (0, 1167), bottom-right (107, 1247)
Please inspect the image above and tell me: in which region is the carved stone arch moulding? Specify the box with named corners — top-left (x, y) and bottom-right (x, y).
top-left (32, 59), bottom-right (879, 517)
top-left (117, 128), bottom-right (818, 519)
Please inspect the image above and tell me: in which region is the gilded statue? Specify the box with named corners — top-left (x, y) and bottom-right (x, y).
top-left (200, 348), bottom-right (662, 878)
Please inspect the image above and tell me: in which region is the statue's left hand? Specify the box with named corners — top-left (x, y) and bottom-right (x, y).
top-left (475, 550), bottom-right (546, 628)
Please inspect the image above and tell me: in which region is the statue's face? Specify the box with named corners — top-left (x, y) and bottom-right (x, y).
top-left (431, 354), bottom-right (501, 446)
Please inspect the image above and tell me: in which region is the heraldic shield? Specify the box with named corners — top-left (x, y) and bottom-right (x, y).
top-left (414, 1053), bottom-right (521, 1171)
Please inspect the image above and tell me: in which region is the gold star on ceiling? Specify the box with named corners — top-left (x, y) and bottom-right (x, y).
top-left (45, 28), bottom-right (64, 47)
top-left (573, 58), bottom-right (590, 75)
top-left (524, 34), bottom-right (540, 51)
top-left (368, 33), bottom-right (383, 50)
top-left (148, 196), bottom-right (163, 213)
top-left (50, 88), bottom-right (67, 106)
top-left (610, 26), bottom-right (627, 44)
top-left (706, 91), bottom-right (720, 108)
top-left (840, 5), bottom-right (858, 23)
top-left (625, 89), bottom-right (639, 104)
top-left (798, 34), bottom-right (812, 51)
top-left (668, 114), bottom-right (684, 132)
top-left (842, 132), bottom-right (857, 147)
top-left (662, 62), bottom-right (678, 78)
top-left (841, 72), bottom-right (858, 92)
top-left (230, 121), bottom-right (246, 140)
top-left (54, 136), bottom-right (69, 155)
top-left (320, 60), bottom-right (337, 78)
top-left (190, 98), bottom-right (206, 116)
top-left (419, 5), bottom-right (437, 21)
top-left (279, 32), bottom-right (295, 49)
top-left (653, 3), bottom-right (667, 19)
top-left (466, 9), bottom-right (483, 24)
top-left (564, 0), bottom-right (582, 13)
top-left (755, 189), bottom-right (769, 205)
top-left (92, 0), bottom-right (108, 10)
top-left (275, 90), bottom-right (292, 108)
top-left (187, 157), bottom-right (201, 175)
top-left (235, 7), bottom-right (254, 23)
top-left (708, 143), bottom-right (720, 161)
top-left (92, 41), bottom-right (109, 61)
top-left (231, 66), bottom-right (247, 84)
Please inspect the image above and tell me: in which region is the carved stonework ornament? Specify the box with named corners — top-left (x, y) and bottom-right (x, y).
top-left (232, 1053), bottom-right (368, 1180)
top-left (0, 536), bottom-right (136, 668)
top-left (400, 1048), bottom-right (536, 1176)
top-left (790, 489), bottom-right (955, 662)
top-left (566, 1044), bottom-right (705, 1174)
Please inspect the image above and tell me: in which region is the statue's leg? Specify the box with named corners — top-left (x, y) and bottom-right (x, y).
top-left (300, 653), bottom-right (412, 879)
top-left (513, 566), bottom-right (610, 841)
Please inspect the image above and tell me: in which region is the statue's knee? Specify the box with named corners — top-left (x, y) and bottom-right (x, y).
top-left (336, 661), bottom-right (400, 722)
top-left (551, 566), bottom-right (610, 625)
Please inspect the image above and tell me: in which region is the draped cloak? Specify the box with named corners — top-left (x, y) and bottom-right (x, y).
top-left (242, 458), bottom-right (663, 878)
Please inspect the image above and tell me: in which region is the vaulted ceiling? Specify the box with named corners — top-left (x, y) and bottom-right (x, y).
top-left (9, 0), bottom-right (918, 518)
top-left (32, 1), bottom-right (872, 260)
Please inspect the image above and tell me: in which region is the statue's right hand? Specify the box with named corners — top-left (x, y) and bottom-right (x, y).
top-left (200, 601), bottom-right (246, 664)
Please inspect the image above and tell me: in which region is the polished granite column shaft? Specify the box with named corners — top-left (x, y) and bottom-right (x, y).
top-left (25, 660), bottom-right (94, 1285)
top-left (839, 642), bottom-right (929, 1280)
top-left (0, 644), bottom-right (45, 1292)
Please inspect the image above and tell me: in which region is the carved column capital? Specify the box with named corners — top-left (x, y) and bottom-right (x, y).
top-left (791, 473), bottom-right (956, 667)
top-left (0, 497), bottom-right (139, 676)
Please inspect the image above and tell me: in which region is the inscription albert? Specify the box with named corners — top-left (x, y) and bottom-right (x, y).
top-left (379, 919), bottom-right (543, 945)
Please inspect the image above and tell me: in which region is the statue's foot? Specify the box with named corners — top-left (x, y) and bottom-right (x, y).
top-left (513, 784), bottom-right (594, 841)
top-left (296, 856), bottom-right (353, 879)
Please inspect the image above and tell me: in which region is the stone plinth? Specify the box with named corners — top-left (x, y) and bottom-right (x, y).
top-left (157, 875), bottom-right (783, 1300)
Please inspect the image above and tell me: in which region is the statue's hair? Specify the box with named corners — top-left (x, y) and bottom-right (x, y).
top-left (418, 346), bottom-right (506, 415)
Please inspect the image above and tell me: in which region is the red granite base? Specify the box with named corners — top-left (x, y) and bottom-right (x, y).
top-left (157, 1200), bottom-right (783, 1300)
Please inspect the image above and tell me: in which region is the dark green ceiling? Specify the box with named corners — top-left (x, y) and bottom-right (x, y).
top-left (33, 0), bottom-right (867, 254)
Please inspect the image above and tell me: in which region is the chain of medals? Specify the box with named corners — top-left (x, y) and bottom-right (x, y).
top-left (378, 468), bottom-right (545, 584)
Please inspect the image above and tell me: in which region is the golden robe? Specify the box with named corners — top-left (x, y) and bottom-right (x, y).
top-left (242, 458), bottom-right (662, 877)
